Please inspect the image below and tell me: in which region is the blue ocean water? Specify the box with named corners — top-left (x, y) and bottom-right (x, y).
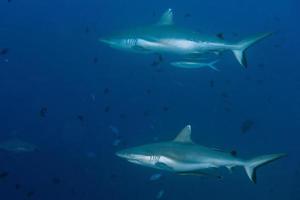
top-left (0, 0), bottom-right (300, 199)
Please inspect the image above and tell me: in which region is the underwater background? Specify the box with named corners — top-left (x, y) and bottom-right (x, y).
top-left (0, 0), bottom-right (300, 199)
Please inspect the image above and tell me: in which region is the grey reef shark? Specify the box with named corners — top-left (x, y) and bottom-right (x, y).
top-left (116, 125), bottom-right (286, 183)
top-left (100, 8), bottom-right (272, 69)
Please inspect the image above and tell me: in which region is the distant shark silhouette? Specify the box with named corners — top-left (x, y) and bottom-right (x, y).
top-left (116, 125), bottom-right (286, 183)
top-left (100, 8), bottom-right (272, 68)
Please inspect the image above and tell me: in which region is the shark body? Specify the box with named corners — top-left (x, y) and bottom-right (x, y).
top-left (116, 125), bottom-right (286, 183)
top-left (100, 9), bottom-right (272, 68)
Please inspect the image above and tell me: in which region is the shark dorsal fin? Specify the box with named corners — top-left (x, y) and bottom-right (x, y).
top-left (173, 125), bottom-right (193, 143)
top-left (157, 8), bottom-right (174, 26)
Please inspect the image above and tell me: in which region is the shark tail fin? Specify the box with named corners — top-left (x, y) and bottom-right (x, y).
top-left (244, 153), bottom-right (286, 183)
top-left (232, 32), bottom-right (272, 68)
top-left (207, 60), bottom-right (220, 72)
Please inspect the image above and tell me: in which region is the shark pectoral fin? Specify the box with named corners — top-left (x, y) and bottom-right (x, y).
top-left (155, 162), bottom-right (173, 171)
top-left (177, 171), bottom-right (223, 179)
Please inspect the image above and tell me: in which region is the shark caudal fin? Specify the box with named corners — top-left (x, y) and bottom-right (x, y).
top-left (244, 153), bottom-right (286, 183)
top-left (232, 32), bottom-right (272, 68)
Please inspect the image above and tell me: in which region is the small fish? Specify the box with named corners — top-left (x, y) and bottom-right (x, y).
top-left (0, 48), bottom-right (9, 55)
top-left (104, 88), bottom-right (110, 95)
top-left (26, 191), bottom-right (35, 198)
top-left (119, 113), bottom-right (127, 119)
top-left (209, 80), bottom-right (215, 88)
top-left (171, 60), bottom-right (220, 71)
top-left (86, 151), bottom-right (97, 158)
top-left (90, 94), bottom-right (96, 101)
top-left (241, 120), bottom-right (254, 134)
top-left (216, 33), bottom-right (224, 40)
top-left (109, 125), bottom-right (119, 135)
top-left (39, 107), bottom-right (48, 117)
top-left (145, 89), bottom-right (152, 95)
top-left (15, 184), bottom-right (21, 190)
top-left (112, 139), bottom-right (122, 146)
top-left (93, 57), bottom-right (98, 64)
top-left (77, 115), bottom-right (84, 125)
top-left (184, 13), bottom-right (191, 18)
top-left (104, 105), bottom-right (110, 112)
top-left (162, 106), bottom-right (169, 112)
top-left (0, 139), bottom-right (38, 153)
top-left (149, 173), bottom-right (162, 181)
top-left (156, 189), bottom-right (165, 199)
top-left (85, 27), bottom-right (90, 33)
top-left (52, 177), bottom-right (61, 184)
top-left (0, 171), bottom-right (8, 179)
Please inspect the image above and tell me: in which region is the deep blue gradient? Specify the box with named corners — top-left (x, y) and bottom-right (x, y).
top-left (0, 0), bottom-right (300, 199)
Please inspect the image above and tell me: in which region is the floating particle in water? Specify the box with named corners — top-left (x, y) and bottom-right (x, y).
top-left (104, 88), bottom-right (110, 95)
top-left (26, 191), bottom-right (35, 198)
top-left (209, 80), bottom-right (215, 88)
top-left (104, 105), bottom-right (110, 112)
top-left (15, 184), bottom-right (21, 190)
top-left (216, 33), bottom-right (224, 40)
top-left (241, 120), bottom-right (254, 134)
top-left (156, 189), bottom-right (165, 199)
top-left (149, 173), bottom-right (162, 181)
top-left (39, 107), bottom-right (48, 117)
top-left (52, 177), bottom-right (61, 184)
top-left (0, 171), bottom-right (8, 179)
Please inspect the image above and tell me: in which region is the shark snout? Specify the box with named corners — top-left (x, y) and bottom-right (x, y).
top-left (99, 37), bottom-right (112, 44)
